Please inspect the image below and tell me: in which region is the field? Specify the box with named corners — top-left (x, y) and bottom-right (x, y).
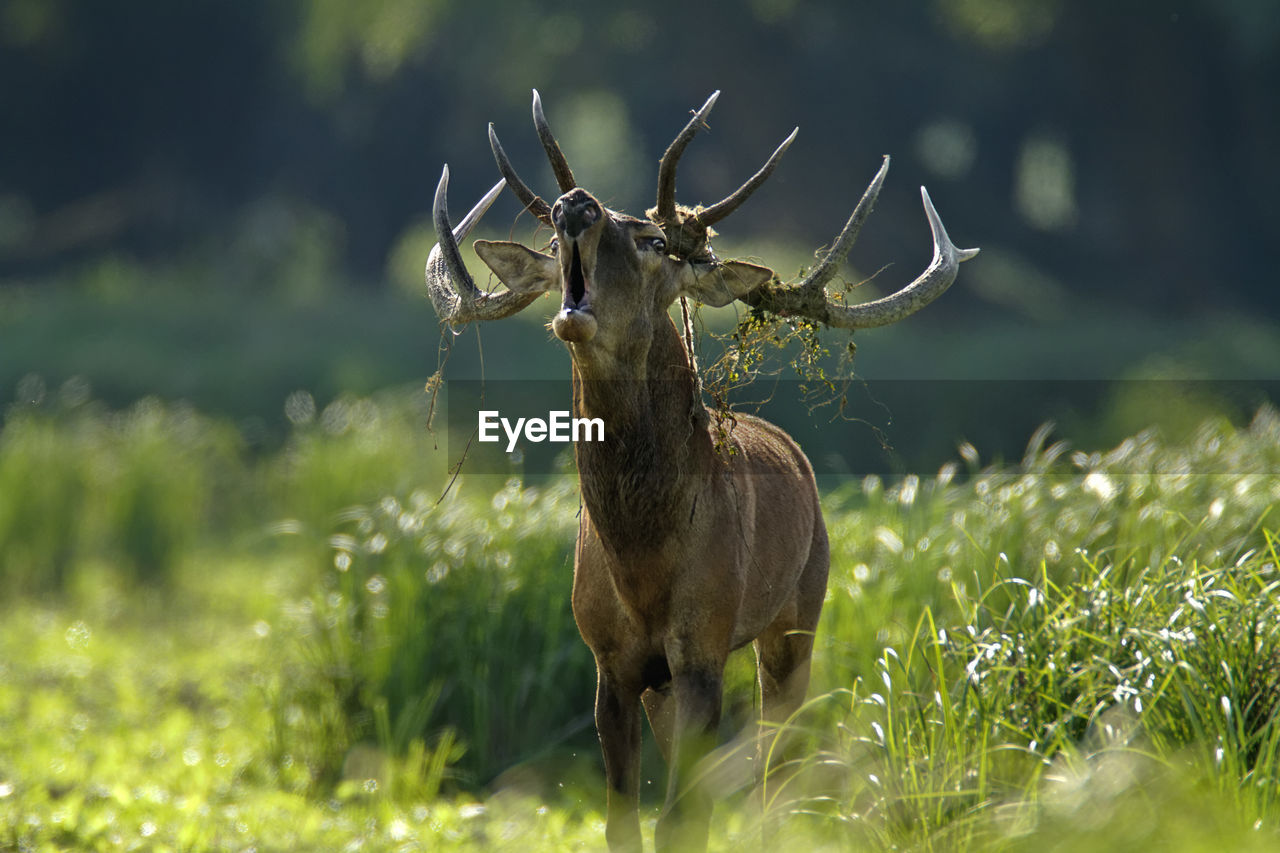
top-left (2, 384), bottom-right (1279, 852)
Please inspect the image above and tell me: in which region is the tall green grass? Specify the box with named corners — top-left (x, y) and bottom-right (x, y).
top-left (264, 388), bottom-right (450, 539)
top-left (750, 534), bottom-right (1280, 850)
top-left (769, 408), bottom-right (1280, 848)
top-left (278, 406), bottom-right (1280, 849)
top-left (275, 478), bottom-right (594, 790)
top-left (4, 379), bottom-right (1278, 849)
top-left (816, 411), bottom-right (1279, 685)
top-left (0, 384), bottom-right (244, 592)
top-left (0, 382), bottom-right (449, 594)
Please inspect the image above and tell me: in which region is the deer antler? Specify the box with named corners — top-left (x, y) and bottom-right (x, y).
top-left (650, 90), bottom-right (799, 261)
top-left (485, 90), bottom-right (576, 226)
top-left (533, 89), bottom-right (577, 193)
top-left (649, 92), bottom-right (978, 327)
top-left (425, 166), bottom-right (546, 326)
top-left (746, 156), bottom-right (980, 328)
top-left (488, 122), bottom-right (552, 224)
top-left (654, 90), bottom-right (720, 223)
top-left (434, 91), bottom-right (978, 331)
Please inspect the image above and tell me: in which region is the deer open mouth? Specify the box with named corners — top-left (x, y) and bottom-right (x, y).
top-left (564, 241), bottom-right (590, 311)
top-left (551, 239), bottom-right (598, 343)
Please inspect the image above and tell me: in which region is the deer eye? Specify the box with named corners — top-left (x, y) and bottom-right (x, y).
top-left (637, 236), bottom-right (666, 254)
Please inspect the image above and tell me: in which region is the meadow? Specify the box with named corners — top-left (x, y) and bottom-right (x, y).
top-left (2, 378), bottom-right (1279, 851)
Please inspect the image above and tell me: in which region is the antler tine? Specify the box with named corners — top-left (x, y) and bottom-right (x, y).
top-left (488, 122), bottom-right (552, 224)
top-left (797, 155), bottom-right (891, 294)
top-left (698, 126), bottom-right (798, 227)
top-left (426, 166), bottom-right (543, 325)
top-left (430, 165), bottom-right (485, 304)
top-left (532, 89), bottom-right (576, 193)
top-left (655, 90), bottom-right (720, 222)
top-left (746, 161), bottom-right (979, 329)
top-left (820, 185), bottom-right (979, 328)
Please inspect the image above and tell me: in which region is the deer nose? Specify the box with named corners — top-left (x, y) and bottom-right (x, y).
top-left (553, 189), bottom-right (601, 238)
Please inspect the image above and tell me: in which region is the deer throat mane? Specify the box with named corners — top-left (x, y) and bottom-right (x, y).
top-left (571, 319), bottom-right (707, 557)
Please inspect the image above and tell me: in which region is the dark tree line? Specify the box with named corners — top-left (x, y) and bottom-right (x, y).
top-left (2, 0), bottom-right (1276, 316)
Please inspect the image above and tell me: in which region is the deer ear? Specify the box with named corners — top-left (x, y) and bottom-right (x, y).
top-left (473, 240), bottom-right (559, 294)
top-left (677, 260), bottom-right (774, 307)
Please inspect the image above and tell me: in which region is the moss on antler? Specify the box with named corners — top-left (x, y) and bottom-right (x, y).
top-left (646, 203), bottom-right (720, 263)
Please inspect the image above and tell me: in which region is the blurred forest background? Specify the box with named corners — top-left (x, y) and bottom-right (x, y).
top-left (2, 0), bottom-right (1278, 462)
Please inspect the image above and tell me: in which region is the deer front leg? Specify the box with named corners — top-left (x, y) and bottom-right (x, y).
top-left (596, 668), bottom-right (644, 853)
top-left (654, 656), bottom-right (725, 852)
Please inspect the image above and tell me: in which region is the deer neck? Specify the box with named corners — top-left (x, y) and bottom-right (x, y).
top-left (569, 316), bottom-right (710, 557)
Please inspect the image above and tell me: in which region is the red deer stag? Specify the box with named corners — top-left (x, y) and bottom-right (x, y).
top-left (426, 91), bottom-right (978, 851)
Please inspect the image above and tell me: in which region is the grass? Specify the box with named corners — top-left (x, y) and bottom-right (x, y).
top-left (0, 387), bottom-right (449, 594)
top-left (0, 562), bottom-right (607, 851)
top-left (277, 478), bottom-right (593, 789)
top-left (769, 538), bottom-right (1280, 850)
top-left (2, 392), bottom-right (1279, 850)
top-left (0, 393), bottom-right (245, 591)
